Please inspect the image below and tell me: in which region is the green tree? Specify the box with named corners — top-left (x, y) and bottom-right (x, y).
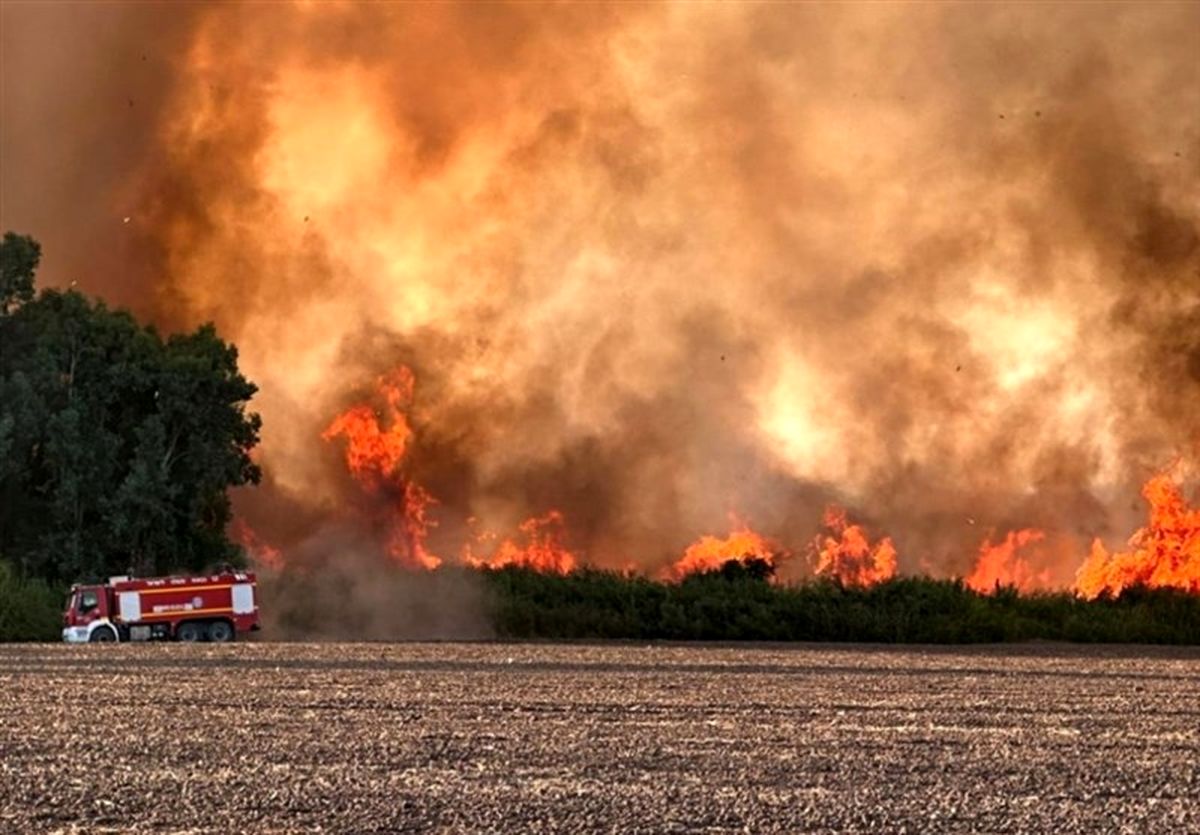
top-left (0, 231), bottom-right (40, 313)
top-left (0, 233), bottom-right (260, 583)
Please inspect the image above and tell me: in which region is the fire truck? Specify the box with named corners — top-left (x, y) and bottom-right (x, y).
top-left (62, 571), bottom-right (260, 643)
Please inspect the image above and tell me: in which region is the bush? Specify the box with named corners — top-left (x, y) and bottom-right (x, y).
top-left (0, 560), bottom-right (62, 641)
top-left (480, 563), bottom-right (1200, 644)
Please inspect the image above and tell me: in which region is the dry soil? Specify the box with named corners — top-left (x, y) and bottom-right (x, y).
top-left (1, 642), bottom-right (1197, 833)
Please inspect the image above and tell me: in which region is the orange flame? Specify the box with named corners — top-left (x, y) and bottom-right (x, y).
top-left (813, 506), bottom-right (897, 586)
top-left (322, 366), bottom-right (440, 570)
top-left (964, 529), bottom-right (1049, 594)
top-left (1075, 474), bottom-right (1200, 599)
top-left (387, 481), bottom-right (442, 571)
top-left (667, 520), bottom-right (778, 580)
top-left (321, 367), bottom-right (415, 483)
top-left (464, 510), bottom-right (577, 574)
top-left (230, 518), bottom-right (284, 571)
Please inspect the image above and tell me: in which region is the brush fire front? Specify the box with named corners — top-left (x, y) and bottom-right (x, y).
top-left (238, 363), bottom-right (1200, 601)
top-left (8, 4), bottom-right (1199, 623)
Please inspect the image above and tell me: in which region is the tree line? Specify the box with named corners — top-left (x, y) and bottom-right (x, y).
top-left (0, 232), bottom-right (261, 588)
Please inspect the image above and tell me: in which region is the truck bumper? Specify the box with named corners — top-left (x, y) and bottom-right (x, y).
top-left (62, 626), bottom-right (90, 643)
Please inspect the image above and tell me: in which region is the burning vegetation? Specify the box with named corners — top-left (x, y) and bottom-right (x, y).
top-left (3, 3), bottom-right (1199, 612)
top-left (964, 530), bottom-right (1049, 596)
top-left (321, 368), bottom-right (441, 570)
top-left (294, 363), bottom-right (1200, 600)
top-left (1075, 475), bottom-right (1200, 600)
top-left (812, 507), bottom-right (898, 588)
top-left (463, 511), bottom-right (578, 575)
top-left (665, 521), bottom-right (780, 581)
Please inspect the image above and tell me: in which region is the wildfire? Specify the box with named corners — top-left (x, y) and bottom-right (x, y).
top-left (322, 366), bottom-right (441, 570)
top-left (964, 529), bottom-right (1050, 594)
top-left (464, 511), bottom-right (578, 574)
top-left (667, 520), bottom-right (778, 580)
top-left (317, 366), bottom-right (1200, 596)
top-left (321, 367), bottom-right (415, 483)
top-left (22, 2), bottom-right (1192, 602)
top-left (1075, 474), bottom-right (1200, 600)
top-left (321, 365), bottom-right (587, 573)
top-left (813, 506), bottom-right (897, 587)
top-left (230, 519), bottom-right (284, 571)
top-left (388, 482), bottom-right (442, 571)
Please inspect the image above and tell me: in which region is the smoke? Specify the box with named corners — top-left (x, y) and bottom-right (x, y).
top-left (257, 529), bottom-right (491, 640)
top-left (3, 3), bottom-right (1198, 590)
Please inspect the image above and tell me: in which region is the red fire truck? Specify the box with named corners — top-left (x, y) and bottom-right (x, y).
top-left (62, 571), bottom-right (261, 643)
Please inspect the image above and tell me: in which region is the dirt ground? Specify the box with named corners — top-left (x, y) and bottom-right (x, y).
top-left (1, 642), bottom-right (1197, 833)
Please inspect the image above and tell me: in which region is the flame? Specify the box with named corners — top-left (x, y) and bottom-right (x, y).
top-left (317, 368), bottom-right (1200, 596)
top-left (230, 518), bottom-right (284, 571)
top-left (1074, 474), bottom-right (1200, 600)
top-left (321, 367), bottom-right (415, 483)
top-left (464, 510), bottom-right (577, 574)
top-left (388, 481), bottom-right (442, 571)
top-left (667, 520), bottom-right (778, 580)
top-left (813, 506), bottom-right (898, 587)
top-left (15, 4), bottom-right (1195, 591)
top-left (964, 529), bottom-right (1049, 594)
top-left (322, 366), bottom-right (440, 570)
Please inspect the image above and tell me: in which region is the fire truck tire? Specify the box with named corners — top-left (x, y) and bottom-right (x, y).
top-left (207, 620), bottom-right (235, 643)
top-left (89, 625), bottom-right (117, 643)
top-left (176, 622), bottom-right (205, 642)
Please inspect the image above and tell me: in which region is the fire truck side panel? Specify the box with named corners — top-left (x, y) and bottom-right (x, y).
top-left (112, 573), bottom-right (259, 636)
top-left (119, 591), bottom-right (141, 621)
top-left (62, 572), bottom-right (260, 641)
top-left (231, 583), bottom-right (255, 614)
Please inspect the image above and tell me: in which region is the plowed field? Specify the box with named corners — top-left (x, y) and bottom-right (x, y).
top-left (2, 643), bottom-right (1197, 833)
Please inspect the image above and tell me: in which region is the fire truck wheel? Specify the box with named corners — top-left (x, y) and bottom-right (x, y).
top-left (207, 620), bottom-right (234, 643)
top-left (89, 625), bottom-right (117, 643)
top-left (176, 622), bottom-right (205, 642)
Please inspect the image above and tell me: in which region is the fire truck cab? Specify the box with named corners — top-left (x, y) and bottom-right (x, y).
top-left (62, 571), bottom-right (260, 643)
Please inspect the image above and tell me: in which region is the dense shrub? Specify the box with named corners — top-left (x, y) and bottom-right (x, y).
top-left (6, 558), bottom-right (1199, 643)
top-left (482, 564), bottom-right (1200, 645)
top-left (0, 560), bottom-right (61, 641)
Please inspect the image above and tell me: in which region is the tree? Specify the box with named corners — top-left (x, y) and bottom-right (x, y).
top-left (0, 233), bottom-right (261, 583)
top-left (0, 232), bottom-right (40, 314)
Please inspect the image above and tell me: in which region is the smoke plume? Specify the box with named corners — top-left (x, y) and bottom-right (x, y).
top-left (3, 2), bottom-right (1198, 592)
